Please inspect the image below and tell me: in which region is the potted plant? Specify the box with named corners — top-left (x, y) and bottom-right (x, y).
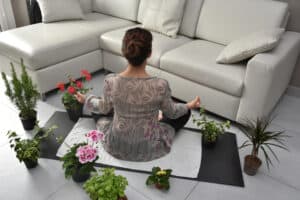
top-left (84, 168), bottom-right (128, 200)
top-left (146, 167), bottom-right (172, 190)
top-left (193, 108), bottom-right (231, 148)
top-left (5, 125), bottom-right (56, 169)
top-left (61, 130), bottom-right (103, 182)
top-left (56, 70), bottom-right (92, 122)
top-left (1, 60), bottom-right (40, 130)
top-left (239, 118), bottom-right (289, 176)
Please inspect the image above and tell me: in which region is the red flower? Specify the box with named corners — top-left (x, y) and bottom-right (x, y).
top-left (81, 69), bottom-right (92, 81)
top-left (67, 86), bottom-right (76, 94)
top-left (76, 81), bottom-right (83, 88)
top-left (56, 82), bottom-right (65, 91)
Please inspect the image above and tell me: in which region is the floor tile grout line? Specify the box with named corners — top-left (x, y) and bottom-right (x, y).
top-left (262, 171), bottom-right (300, 192)
top-left (128, 185), bottom-right (153, 200)
top-left (184, 182), bottom-right (200, 200)
top-left (45, 182), bottom-right (70, 200)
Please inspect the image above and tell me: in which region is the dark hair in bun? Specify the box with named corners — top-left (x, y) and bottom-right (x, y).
top-left (122, 28), bottom-right (153, 67)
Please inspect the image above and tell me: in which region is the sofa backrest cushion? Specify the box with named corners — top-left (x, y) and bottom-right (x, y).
top-left (79, 0), bottom-right (92, 13)
top-left (138, 0), bottom-right (204, 38)
top-left (93, 0), bottom-right (140, 21)
top-left (196, 0), bottom-right (289, 45)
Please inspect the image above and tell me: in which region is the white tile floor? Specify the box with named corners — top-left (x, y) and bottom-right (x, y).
top-left (0, 71), bottom-right (300, 200)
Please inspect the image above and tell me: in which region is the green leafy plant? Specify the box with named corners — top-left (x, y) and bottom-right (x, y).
top-left (146, 167), bottom-right (172, 190)
top-left (6, 125), bottom-right (57, 164)
top-left (84, 168), bottom-right (128, 200)
top-left (1, 60), bottom-right (40, 119)
top-left (193, 108), bottom-right (230, 142)
top-left (239, 118), bottom-right (289, 169)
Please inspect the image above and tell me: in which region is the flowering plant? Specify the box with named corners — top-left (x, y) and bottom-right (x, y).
top-left (146, 167), bottom-right (172, 190)
top-left (56, 70), bottom-right (92, 109)
top-left (61, 130), bottom-right (104, 179)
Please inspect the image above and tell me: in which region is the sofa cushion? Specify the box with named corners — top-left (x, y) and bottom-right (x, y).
top-left (100, 25), bottom-right (191, 67)
top-left (0, 13), bottom-right (134, 70)
top-left (196, 0), bottom-right (288, 45)
top-left (138, 0), bottom-right (204, 38)
top-left (79, 0), bottom-right (92, 13)
top-left (93, 0), bottom-right (140, 21)
top-left (160, 40), bottom-right (246, 97)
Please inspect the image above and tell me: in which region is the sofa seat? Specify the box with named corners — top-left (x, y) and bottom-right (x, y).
top-left (160, 40), bottom-right (246, 97)
top-left (100, 25), bottom-right (191, 67)
top-left (0, 13), bottom-right (134, 70)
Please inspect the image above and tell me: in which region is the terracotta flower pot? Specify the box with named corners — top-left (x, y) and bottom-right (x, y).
top-left (20, 111), bottom-right (37, 130)
top-left (244, 155), bottom-right (262, 176)
top-left (64, 104), bottom-right (83, 122)
top-left (24, 159), bottom-right (38, 169)
top-left (118, 195), bottom-right (128, 200)
top-left (72, 170), bottom-right (90, 183)
top-left (155, 183), bottom-right (164, 190)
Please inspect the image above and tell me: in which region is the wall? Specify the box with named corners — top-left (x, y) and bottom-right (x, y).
top-left (9, 0), bottom-right (300, 88)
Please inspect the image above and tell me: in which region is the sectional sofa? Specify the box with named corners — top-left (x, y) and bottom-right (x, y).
top-left (0, 0), bottom-right (300, 123)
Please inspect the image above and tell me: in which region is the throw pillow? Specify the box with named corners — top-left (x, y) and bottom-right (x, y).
top-left (142, 0), bottom-right (187, 38)
top-left (37, 0), bottom-right (84, 23)
top-left (216, 28), bottom-right (285, 64)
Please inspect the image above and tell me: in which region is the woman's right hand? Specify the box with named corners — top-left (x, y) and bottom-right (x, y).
top-left (187, 96), bottom-right (201, 109)
top-left (74, 92), bottom-right (86, 104)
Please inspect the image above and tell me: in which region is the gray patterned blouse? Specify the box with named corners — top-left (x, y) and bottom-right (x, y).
top-left (85, 74), bottom-right (188, 161)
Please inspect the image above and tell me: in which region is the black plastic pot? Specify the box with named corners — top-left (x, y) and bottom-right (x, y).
top-left (24, 159), bottom-right (38, 169)
top-left (65, 104), bottom-right (83, 122)
top-left (202, 136), bottom-right (218, 148)
top-left (20, 111), bottom-right (37, 130)
top-left (72, 170), bottom-right (90, 183)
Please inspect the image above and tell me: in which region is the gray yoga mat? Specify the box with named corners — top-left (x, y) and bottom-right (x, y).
top-left (39, 111), bottom-right (244, 187)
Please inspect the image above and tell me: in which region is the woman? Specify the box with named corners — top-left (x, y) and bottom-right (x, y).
top-left (75, 28), bottom-right (200, 161)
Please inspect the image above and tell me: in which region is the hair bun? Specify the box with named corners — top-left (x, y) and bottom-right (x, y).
top-left (126, 40), bottom-right (142, 58)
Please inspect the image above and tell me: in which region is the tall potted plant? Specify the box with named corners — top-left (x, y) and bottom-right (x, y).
top-left (239, 118), bottom-right (289, 176)
top-left (56, 70), bottom-right (92, 122)
top-left (193, 108), bottom-right (230, 148)
top-left (61, 130), bottom-right (103, 182)
top-left (1, 60), bottom-right (40, 130)
top-left (84, 168), bottom-right (128, 200)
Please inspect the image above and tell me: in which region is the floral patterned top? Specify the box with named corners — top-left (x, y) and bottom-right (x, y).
top-left (84, 74), bottom-right (188, 161)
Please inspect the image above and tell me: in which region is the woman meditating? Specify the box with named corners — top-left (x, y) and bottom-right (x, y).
top-left (75, 28), bottom-right (200, 161)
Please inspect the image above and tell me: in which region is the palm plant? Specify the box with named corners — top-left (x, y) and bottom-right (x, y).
top-left (1, 60), bottom-right (40, 130)
top-left (239, 117), bottom-right (289, 175)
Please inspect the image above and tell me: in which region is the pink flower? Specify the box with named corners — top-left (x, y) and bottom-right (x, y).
top-left (76, 145), bottom-right (98, 164)
top-left (86, 130), bottom-right (104, 143)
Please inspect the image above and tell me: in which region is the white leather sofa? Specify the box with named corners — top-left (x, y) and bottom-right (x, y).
top-left (0, 0), bottom-right (300, 123)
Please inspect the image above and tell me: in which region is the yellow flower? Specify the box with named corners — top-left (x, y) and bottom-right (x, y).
top-left (156, 170), bottom-right (167, 176)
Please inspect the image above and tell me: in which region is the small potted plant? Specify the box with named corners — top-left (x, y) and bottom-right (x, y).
top-left (193, 108), bottom-right (230, 148)
top-left (239, 118), bottom-right (289, 176)
top-left (56, 70), bottom-right (92, 122)
top-left (5, 125), bottom-right (56, 169)
top-left (84, 168), bottom-right (128, 200)
top-left (146, 167), bottom-right (172, 190)
top-left (61, 130), bottom-right (103, 182)
top-left (1, 60), bottom-right (40, 130)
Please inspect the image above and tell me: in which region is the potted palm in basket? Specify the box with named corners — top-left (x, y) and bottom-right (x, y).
top-left (239, 118), bottom-right (289, 176)
top-left (56, 70), bottom-right (92, 122)
top-left (84, 168), bottom-right (128, 200)
top-left (1, 60), bottom-right (40, 130)
top-left (193, 108), bottom-right (231, 148)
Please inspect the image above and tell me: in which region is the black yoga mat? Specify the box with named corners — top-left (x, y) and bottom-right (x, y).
top-left (39, 111), bottom-right (244, 187)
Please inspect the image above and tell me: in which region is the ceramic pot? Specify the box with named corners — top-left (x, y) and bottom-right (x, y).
top-left (65, 104), bottom-right (83, 122)
top-left (244, 155), bottom-right (262, 176)
top-left (72, 170), bottom-right (90, 183)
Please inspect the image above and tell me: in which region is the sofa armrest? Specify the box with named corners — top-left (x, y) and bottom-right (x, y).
top-left (237, 31), bottom-right (300, 122)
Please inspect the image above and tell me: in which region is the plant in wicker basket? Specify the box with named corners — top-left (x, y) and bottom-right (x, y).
top-left (146, 167), bottom-right (172, 190)
top-left (193, 108), bottom-right (230, 147)
top-left (84, 168), bottom-right (128, 200)
top-left (1, 60), bottom-right (40, 130)
top-left (56, 70), bottom-right (92, 122)
top-left (239, 117), bottom-right (289, 176)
